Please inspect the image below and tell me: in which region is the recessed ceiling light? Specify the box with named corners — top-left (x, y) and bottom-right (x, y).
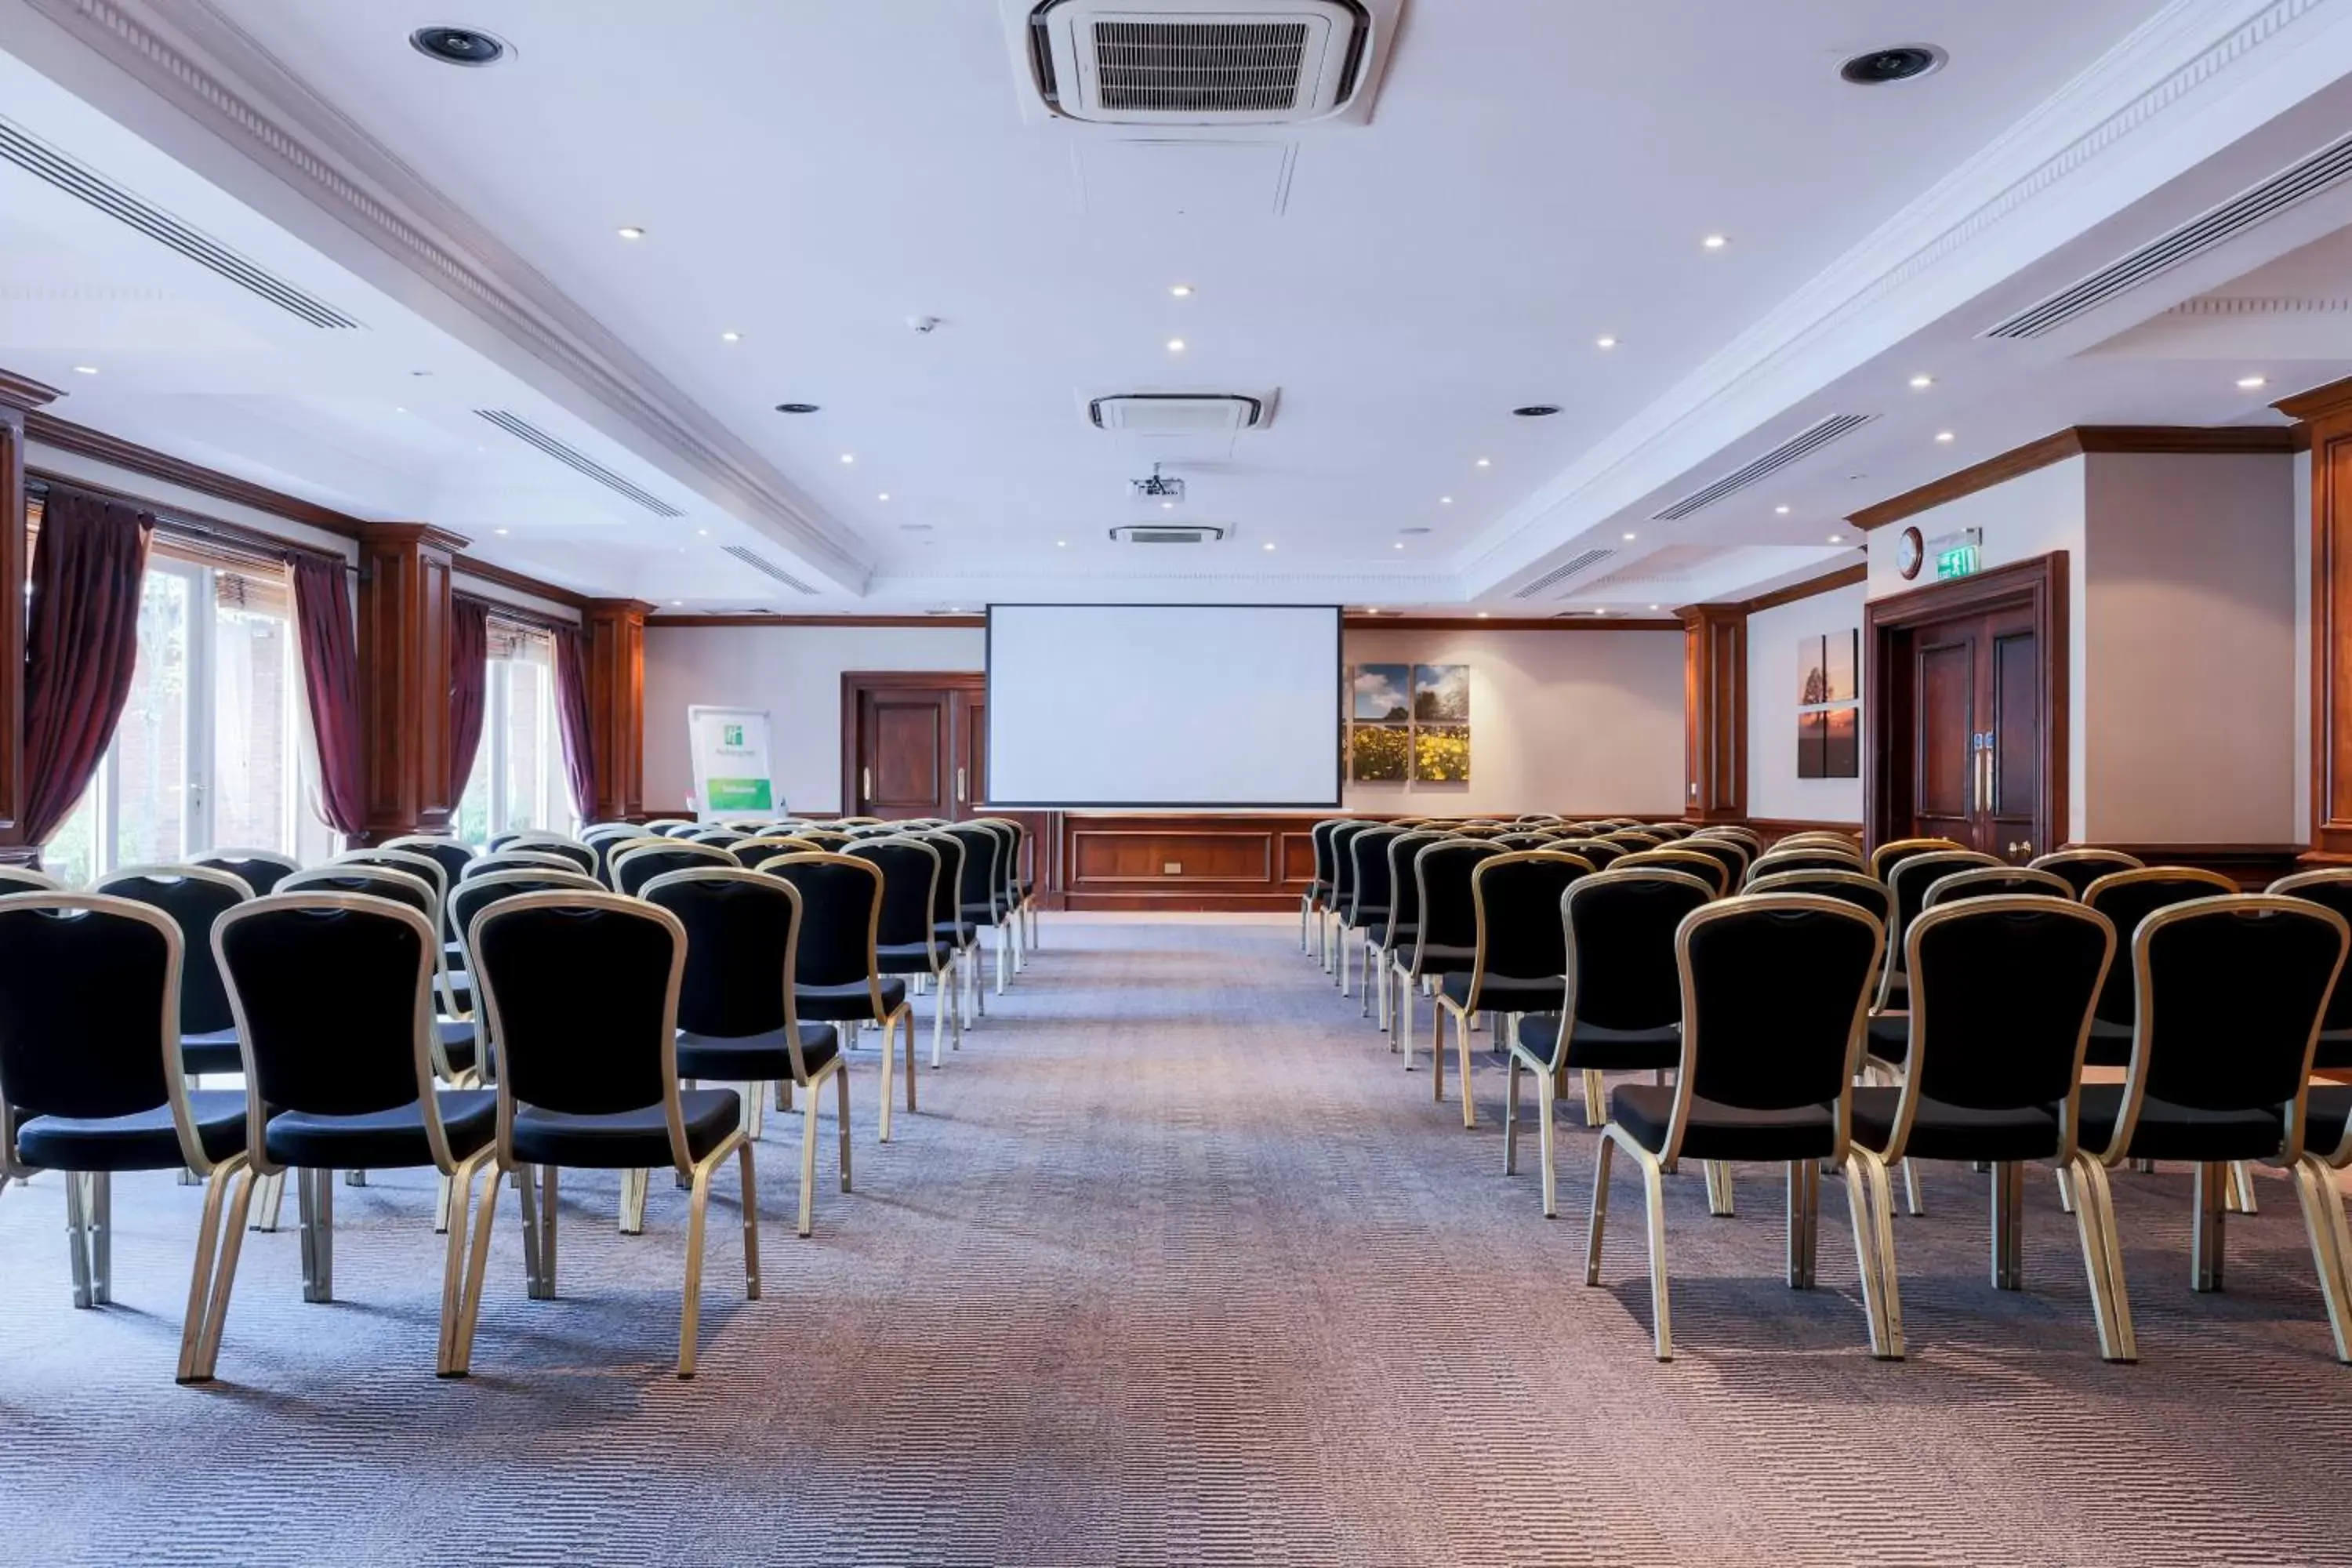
top-left (1595, 336), bottom-right (1617, 350)
top-left (1621, 532), bottom-right (1637, 541)
top-left (720, 331), bottom-right (740, 343)
top-left (493, 527), bottom-right (509, 535)
top-left (1160, 500), bottom-right (1174, 510)
top-left (1166, 338), bottom-right (1185, 353)
top-left (839, 452), bottom-right (855, 463)
top-left (1393, 542), bottom-right (1405, 550)
top-left (1475, 457), bottom-right (1491, 467)
top-left (1439, 496), bottom-right (1454, 505)
top-left (1841, 45), bottom-right (1948, 85)
top-left (696, 528), bottom-right (709, 535)
top-left (1648, 604), bottom-right (1661, 612)
top-left (1513, 405), bottom-right (1562, 418)
top-left (1774, 505), bottom-right (1791, 515)
top-left (1056, 539), bottom-right (1067, 547)
top-left (1935, 430), bottom-right (1955, 443)
top-left (1476, 612), bottom-right (1490, 619)
top-left (1262, 542), bottom-right (1276, 551)
top-left (1701, 234), bottom-right (1729, 250)
top-left (408, 26), bottom-right (509, 66)
top-left (775, 402), bottom-right (820, 415)
top-left (2238, 375), bottom-right (2269, 389)
top-left (1909, 374), bottom-right (1934, 390)
top-left (617, 226), bottom-right (646, 241)
top-left (70, 365), bottom-right (96, 375)
top-left (393, 405), bottom-right (407, 414)
top-left (1828, 534), bottom-right (1845, 543)
top-left (1170, 285), bottom-right (1192, 297)
top-left (878, 492), bottom-right (891, 502)
top-left (670, 600), bottom-right (683, 607)
top-left (1593, 608), bottom-right (1608, 615)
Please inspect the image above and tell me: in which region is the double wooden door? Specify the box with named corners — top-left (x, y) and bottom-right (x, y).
top-left (843, 671), bottom-right (985, 820)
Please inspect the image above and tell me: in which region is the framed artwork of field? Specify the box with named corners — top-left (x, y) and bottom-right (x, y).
top-left (1346, 664), bottom-right (1472, 783)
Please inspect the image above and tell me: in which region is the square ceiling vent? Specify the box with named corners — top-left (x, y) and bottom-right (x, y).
top-left (1011, 1), bottom-right (1398, 126)
top-left (1086, 391), bottom-right (1276, 434)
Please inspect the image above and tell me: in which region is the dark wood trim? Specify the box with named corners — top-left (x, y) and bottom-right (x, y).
top-left (452, 555), bottom-right (590, 612)
top-left (1679, 604), bottom-right (1746, 824)
top-left (452, 590), bottom-right (572, 635)
top-left (1849, 426), bottom-right (2298, 532)
top-left (649, 614), bottom-right (985, 630)
top-left (1864, 551), bottom-right (2068, 856)
top-left (585, 599), bottom-right (655, 822)
top-left (30, 469), bottom-right (345, 568)
top-left (2275, 376), bottom-right (2352, 423)
top-left (1738, 563), bottom-right (1868, 615)
top-left (1345, 615), bottom-right (1684, 631)
top-left (2299, 381), bottom-right (2352, 858)
top-left (0, 372), bottom-right (63, 415)
top-left (0, 378), bottom-right (58, 840)
top-left (355, 524), bottom-right (465, 843)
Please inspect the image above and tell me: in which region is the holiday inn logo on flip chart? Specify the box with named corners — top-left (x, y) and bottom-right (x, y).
top-left (722, 723), bottom-right (744, 747)
top-left (687, 706), bottom-right (777, 818)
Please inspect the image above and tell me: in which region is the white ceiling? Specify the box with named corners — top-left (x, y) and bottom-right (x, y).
top-left (1, 0), bottom-right (2350, 613)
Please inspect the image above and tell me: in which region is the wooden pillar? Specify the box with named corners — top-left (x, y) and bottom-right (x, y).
top-left (584, 598), bottom-right (652, 822)
top-left (1680, 602), bottom-right (1748, 824)
top-left (2282, 377), bottom-right (2352, 858)
top-left (0, 373), bottom-right (60, 861)
top-left (356, 523), bottom-right (466, 844)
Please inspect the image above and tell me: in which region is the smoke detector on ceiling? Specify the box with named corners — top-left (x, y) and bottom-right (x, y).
top-left (1008, 0), bottom-right (1401, 127)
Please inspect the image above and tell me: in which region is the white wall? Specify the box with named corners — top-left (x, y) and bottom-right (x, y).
top-left (643, 623), bottom-right (985, 813)
top-left (1746, 580), bottom-right (1866, 824)
top-left (1340, 626), bottom-right (1684, 816)
top-left (642, 620), bottom-right (1686, 818)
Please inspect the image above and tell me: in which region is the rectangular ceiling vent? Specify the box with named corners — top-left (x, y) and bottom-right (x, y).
top-left (1022, 0), bottom-right (1388, 125)
top-left (0, 115), bottom-right (359, 329)
top-left (1109, 523), bottom-right (1226, 543)
top-left (474, 409), bottom-right (684, 517)
top-left (1985, 129), bottom-right (2352, 339)
top-left (720, 544), bottom-right (820, 594)
top-left (1650, 414), bottom-right (1875, 522)
top-left (1089, 392), bottom-right (1273, 434)
top-left (1511, 547), bottom-right (1616, 600)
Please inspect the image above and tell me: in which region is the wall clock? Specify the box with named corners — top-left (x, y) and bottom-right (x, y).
top-left (1896, 525), bottom-right (1926, 580)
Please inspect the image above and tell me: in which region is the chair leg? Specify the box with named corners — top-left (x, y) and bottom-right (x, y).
top-left (434, 1172), bottom-right (455, 1235)
top-left (899, 1009), bottom-right (918, 1112)
top-left (2071, 1158), bottom-right (2136, 1362)
top-left (995, 928), bottom-right (1008, 996)
top-left (836, 1062), bottom-right (854, 1195)
top-left (1429, 1002), bottom-right (1446, 1099)
top-left (1455, 1007), bottom-right (1478, 1130)
top-left (1900, 1158), bottom-right (1925, 1218)
top-left (1635, 1138), bottom-right (1673, 1360)
top-left (776, 1079), bottom-right (792, 1113)
top-left (1992, 1160), bottom-right (2025, 1290)
top-left (2055, 1163), bottom-right (2075, 1214)
top-left (64, 1169), bottom-right (93, 1308)
top-left (737, 1138), bottom-right (762, 1304)
top-left (433, 1151), bottom-right (487, 1376)
top-left (1581, 1069), bottom-right (1606, 1128)
top-left (529, 1165), bottom-right (559, 1300)
top-left (2192, 1160), bottom-right (2228, 1293)
top-left (2230, 1160), bottom-right (2259, 1215)
top-left (931, 975), bottom-right (947, 1069)
top-left (176, 1155), bottom-right (256, 1383)
top-left (798, 1079), bottom-right (822, 1238)
top-left (2292, 1156), bottom-right (2352, 1363)
top-left (297, 1167), bottom-right (336, 1304)
top-left (345, 1168), bottom-right (367, 1187)
top-left (1584, 1130), bottom-right (1616, 1287)
top-left (1785, 1160), bottom-right (1819, 1290)
top-left (1395, 967), bottom-right (1412, 1058)
top-left (678, 1160), bottom-right (713, 1380)
top-left (746, 1080), bottom-right (768, 1141)
top-left (1704, 1161), bottom-right (1736, 1218)
top-left (879, 1012), bottom-right (898, 1145)
top-left (1846, 1149), bottom-right (1904, 1359)
top-left (445, 1161), bottom-right (506, 1376)
top-left (619, 1167), bottom-right (649, 1236)
top-left (1537, 1068), bottom-right (1559, 1220)
top-left (1502, 1057), bottom-right (1521, 1174)
top-left (251, 1169), bottom-right (287, 1234)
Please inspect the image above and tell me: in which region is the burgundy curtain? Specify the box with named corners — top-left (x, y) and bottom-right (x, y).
top-left (22, 489), bottom-right (154, 844)
top-left (291, 554), bottom-right (366, 837)
top-left (550, 622), bottom-right (597, 823)
top-left (446, 596), bottom-right (489, 804)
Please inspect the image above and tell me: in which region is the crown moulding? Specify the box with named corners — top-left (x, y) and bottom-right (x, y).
top-left (1846, 425), bottom-right (2300, 532)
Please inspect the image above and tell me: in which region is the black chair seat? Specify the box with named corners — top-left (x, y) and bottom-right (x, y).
top-left (510, 1087), bottom-right (741, 1169)
top-left (1440, 971), bottom-right (1565, 1012)
top-left (1305, 879), bottom-right (1330, 900)
top-left (2074, 1083), bottom-right (2284, 1163)
top-left (2305, 1084), bottom-right (2352, 1156)
top-left (1864, 1013), bottom-right (1910, 1065)
top-left (793, 978), bottom-right (909, 1021)
top-left (1849, 1087), bottom-right (2059, 1163)
top-left (438, 1016), bottom-right (482, 1073)
top-left (1345, 904), bottom-right (1390, 931)
top-left (959, 902), bottom-right (1004, 927)
top-left (676, 1025), bottom-right (840, 1083)
top-left (182, 1025), bottom-right (244, 1077)
top-left (1610, 1083), bottom-right (1835, 1163)
top-left (2082, 1017), bottom-right (2132, 1068)
top-left (876, 942), bottom-right (946, 974)
top-left (16, 1090), bottom-right (246, 1172)
top-left (264, 1091), bottom-right (496, 1169)
top-left (935, 921), bottom-right (977, 946)
top-left (1515, 1016), bottom-right (1682, 1073)
top-left (1412, 942), bottom-right (1476, 975)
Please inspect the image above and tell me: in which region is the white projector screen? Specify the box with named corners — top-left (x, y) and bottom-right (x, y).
top-left (987, 604), bottom-right (1342, 808)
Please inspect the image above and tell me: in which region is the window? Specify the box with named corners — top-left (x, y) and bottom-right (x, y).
top-left (456, 619), bottom-right (569, 844)
top-left (44, 538), bottom-right (302, 887)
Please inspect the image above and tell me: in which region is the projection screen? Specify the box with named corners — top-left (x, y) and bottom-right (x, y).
top-left (985, 604), bottom-right (1342, 808)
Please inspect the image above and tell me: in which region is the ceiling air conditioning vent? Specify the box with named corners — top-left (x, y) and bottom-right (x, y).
top-left (1109, 523), bottom-right (1226, 543)
top-left (1986, 129), bottom-right (2352, 339)
top-left (475, 410), bottom-right (684, 517)
top-left (721, 544), bottom-right (820, 594)
top-left (1088, 391), bottom-right (1273, 433)
top-left (1017, 0), bottom-right (1393, 126)
top-left (1650, 414), bottom-right (1875, 522)
top-left (1511, 547), bottom-right (1615, 600)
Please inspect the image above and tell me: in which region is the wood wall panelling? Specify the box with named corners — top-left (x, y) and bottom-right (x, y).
top-left (585, 598), bottom-right (654, 822)
top-left (0, 373), bottom-right (61, 858)
top-left (356, 523), bottom-right (466, 843)
top-left (2281, 378), bottom-right (2352, 860)
top-left (1679, 604), bottom-right (1746, 823)
top-left (1056, 813), bottom-right (1319, 912)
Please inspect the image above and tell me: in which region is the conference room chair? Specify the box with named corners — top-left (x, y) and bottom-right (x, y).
top-left (909, 829), bottom-right (980, 1034)
top-left (1747, 870), bottom-right (1907, 1185)
top-left (1548, 837), bottom-right (1625, 869)
top-left (1875, 850), bottom-right (2002, 1012)
top-left (611, 839), bottom-right (737, 898)
top-left (2031, 847), bottom-right (2147, 898)
top-left (688, 828), bottom-right (749, 849)
top-left (1303, 819), bottom-right (1344, 961)
top-left (0, 895), bottom-right (249, 1381)
top-left (469, 891), bottom-right (757, 1378)
top-left (1403, 838), bottom-right (1502, 1085)
top-left (191, 892), bottom-right (503, 1381)
top-left (0, 865), bottom-right (64, 897)
top-left (91, 866), bottom-right (253, 1084)
top-left (1367, 829), bottom-right (1444, 1040)
top-left (730, 835), bottom-right (823, 869)
top-left (2270, 869), bottom-right (2352, 1080)
top-left (2080, 867), bottom-right (2241, 1072)
top-left (1744, 847), bottom-right (1866, 882)
top-left (191, 848), bottom-right (300, 897)
top-left (1585, 893), bottom-right (1896, 1362)
top-left (641, 869), bottom-right (850, 1238)
top-left (638, 818), bottom-right (701, 838)
top-left (1600, 831), bottom-right (1663, 852)
top-left (938, 822), bottom-right (1014, 1001)
top-left (1508, 867), bottom-right (1715, 1216)
top-left (1642, 822), bottom-right (1698, 840)
top-left (1325, 822), bottom-right (1373, 988)
top-left (502, 835), bottom-right (601, 878)
top-left (2074, 895), bottom-right (2351, 1363)
top-left (1869, 836), bottom-right (1969, 884)
top-left (793, 829), bottom-right (856, 850)
top-left (1848, 898), bottom-right (2121, 1358)
top-left (382, 835), bottom-right (477, 964)
top-left (765, 853), bottom-right (919, 1142)
top-left (1434, 851), bottom-right (1593, 1131)
top-left (1610, 848), bottom-right (1730, 899)
top-left (1673, 837), bottom-right (1751, 886)
top-left (850, 835), bottom-right (964, 1069)
top-left (579, 823), bottom-right (644, 883)
top-left (969, 818), bottom-right (1033, 973)
top-left (976, 817), bottom-right (1041, 959)
top-left (1487, 831), bottom-right (1555, 851)
top-left (1341, 825), bottom-right (1405, 1014)
top-left (1690, 826), bottom-right (1764, 855)
top-left (835, 816), bottom-right (884, 828)
top-left (278, 863), bottom-right (468, 1081)
top-left (463, 848), bottom-right (583, 881)
top-left (1921, 866), bottom-right (2074, 907)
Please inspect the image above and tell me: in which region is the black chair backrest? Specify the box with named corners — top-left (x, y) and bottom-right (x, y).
top-left (192, 850), bottom-right (299, 896)
top-left (2134, 898), bottom-right (2347, 1127)
top-left (690, 829), bottom-right (748, 848)
top-left (2083, 868), bottom-right (2240, 1026)
top-left (506, 838), bottom-right (599, 877)
top-left (1383, 830), bottom-right (1446, 938)
top-left (1329, 823), bottom-right (1372, 909)
top-left (2272, 869), bottom-right (2352, 1035)
top-left (382, 837), bottom-right (476, 928)
top-left (732, 836), bottom-right (822, 869)
top-left (280, 866), bottom-right (437, 927)
top-left (1412, 840), bottom-right (1502, 964)
top-left (1465, 851), bottom-right (1592, 1002)
top-left (0, 866), bottom-right (65, 897)
top-left (1907, 898), bottom-right (2114, 1118)
top-left (849, 837), bottom-right (942, 956)
top-left (2031, 848), bottom-right (2145, 898)
top-left (641, 869), bottom-right (800, 1042)
top-left (980, 820), bottom-right (1024, 903)
top-left (0, 896), bottom-right (178, 1121)
top-left (796, 829), bottom-right (855, 850)
top-left (463, 850), bottom-right (580, 881)
top-left (764, 854), bottom-right (884, 993)
top-left (1743, 869), bottom-right (1893, 927)
top-left (1870, 836), bottom-right (1967, 884)
top-left (1674, 837), bottom-right (1748, 884)
top-left (1347, 826), bottom-right (1404, 924)
top-left (1886, 850), bottom-right (2002, 964)
top-left (942, 825), bottom-right (1000, 918)
top-left (1309, 820), bottom-right (1343, 895)
top-left (1746, 848), bottom-right (1864, 881)
top-left (449, 869), bottom-right (604, 967)
top-left (93, 866), bottom-right (249, 1035)
top-left (1550, 838), bottom-right (1624, 869)
top-left (1922, 866), bottom-right (2073, 907)
top-left (1611, 849), bottom-right (1728, 898)
top-left (913, 832), bottom-right (967, 929)
top-left (1602, 831), bottom-right (1661, 851)
top-left (472, 895), bottom-right (681, 1118)
top-left (335, 850), bottom-right (448, 929)
top-left (1679, 896), bottom-right (1882, 1120)
top-left (1558, 867), bottom-right (1716, 1051)
top-left (217, 895), bottom-right (434, 1118)
top-left (612, 842), bottom-right (734, 898)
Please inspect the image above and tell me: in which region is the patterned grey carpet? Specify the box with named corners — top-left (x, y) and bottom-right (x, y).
top-left (5, 916), bottom-right (2352, 1566)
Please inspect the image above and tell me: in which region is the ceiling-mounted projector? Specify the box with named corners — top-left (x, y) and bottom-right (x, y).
top-left (1131, 465), bottom-right (1185, 502)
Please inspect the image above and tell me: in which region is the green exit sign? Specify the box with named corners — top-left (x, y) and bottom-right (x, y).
top-left (1936, 544), bottom-right (1981, 580)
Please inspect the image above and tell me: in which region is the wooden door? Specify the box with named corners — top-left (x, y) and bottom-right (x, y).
top-left (1900, 608), bottom-right (2045, 862)
top-left (1983, 604), bottom-right (2043, 862)
top-left (1911, 619), bottom-right (1980, 849)
top-left (842, 672), bottom-right (985, 819)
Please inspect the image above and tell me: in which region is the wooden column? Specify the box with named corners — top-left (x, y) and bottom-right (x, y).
top-left (2282, 377), bottom-right (2352, 859)
top-left (356, 523), bottom-right (466, 844)
top-left (585, 598), bottom-right (653, 822)
top-left (0, 372), bottom-right (60, 860)
top-left (1680, 602), bottom-right (1747, 824)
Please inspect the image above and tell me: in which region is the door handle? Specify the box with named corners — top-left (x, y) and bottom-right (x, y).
top-left (956, 767), bottom-right (967, 804)
top-left (861, 767), bottom-right (871, 801)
